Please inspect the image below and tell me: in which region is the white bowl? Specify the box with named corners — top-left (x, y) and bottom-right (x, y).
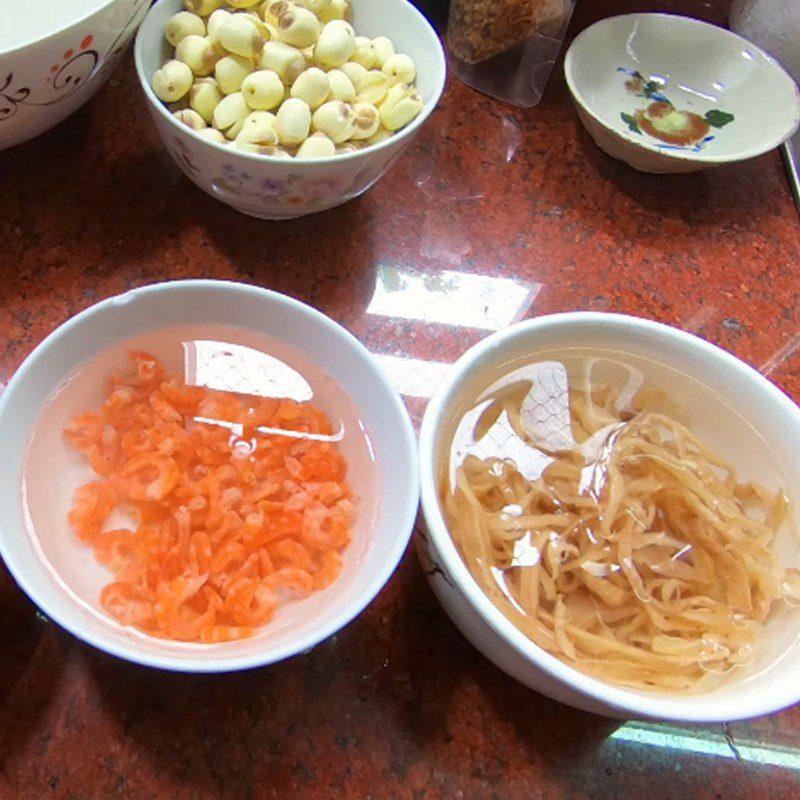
top-left (564, 13), bottom-right (800, 173)
top-left (0, 280), bottom-right (419, 672)
top-left (418, 312), bottom-right (800, 721)
top-left (133, 0), bottom-right (446, 219)
top-left (0, 0), bottom-right (149, 151)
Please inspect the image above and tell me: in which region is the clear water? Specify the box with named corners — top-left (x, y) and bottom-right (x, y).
top-left (21, 324), bottom-right (377, 641)
top-left (440, 347), bottom-right (800, 686)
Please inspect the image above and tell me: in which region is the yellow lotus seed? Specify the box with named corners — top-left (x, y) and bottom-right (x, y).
top-left (326, 68), bottom-right (355, 102)
top-left (196, 127), bottom-right (228, 143)
top-left (319, 0), bottom-right (350, 22)
top-left (152, 59), bottom-right (194, 102)
top-left (206, 8), bottom-right (231, 45)
top-left (175, 34), bottom-right (219, 77)
top-left (378, 83), bottom-right (423, 131)
top-left (290, 67), bottom-right (330, 109)
top-left (314, 20), bottom-right (355, 68)
top-left (213, 91), bottom-right (250, 136)
top-left (259, 41), bottom-right (306, 84)
top-left (165, 12), bottom-right (206, 47)
top-left (371, 36), bottom-right (395, 67)
top-left (349, 102), bottom-right (380, 140)
top-left (296, 132), bottom-right (336, 158)
top-left (382, 53), bottom-right (416, 86)
top-left (277, 6), bottom-right (320, 49)
top-left (340, 61), bottom-right (366, 90)
top-left (355, 69), bottom-right (388, 105)
top-left (241, 69), bottom-right (285, 110)
top-left (242, 110), bottom-right (277, 128)
top-left (350, 36), bottom-right (378, 69)
top-left (261, 0), bottom-right (293, 26)
top-left (215, 54), bottom-right (255, 94)
top-left (189, 76), bottom-right (223, 122)
top-left (275, 97), bottom-right (312, 145)
top-left (235, 120), bottom-right (280, 153)
top-left (173, 108), bottom-right (207, 130)
top-left (219, 15), bottom-right (264, 58)
top-left (184, 0), bottom-right (225, 17)
top-left (311, 99), bottom-right (355, 143)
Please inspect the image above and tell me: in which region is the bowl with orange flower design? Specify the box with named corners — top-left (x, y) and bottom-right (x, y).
top-left (0, 0), bottom-right (149, 151)
top-left (565, 13), bottom-right (800, 173)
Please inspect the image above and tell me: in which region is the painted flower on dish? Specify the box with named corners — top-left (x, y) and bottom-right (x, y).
top-left (260, 177), bottom-right (287, 193)
top-left (617, 67), bottom-right (734, 151)
top-left (303, 177), bottom-right (344, 198)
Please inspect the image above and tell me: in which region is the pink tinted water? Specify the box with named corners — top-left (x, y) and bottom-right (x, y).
top-left (21, 324), bottom-right (378, 641)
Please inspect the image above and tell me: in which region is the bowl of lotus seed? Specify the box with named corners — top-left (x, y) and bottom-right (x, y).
top-left (134, 0), bottom-right (446, 219)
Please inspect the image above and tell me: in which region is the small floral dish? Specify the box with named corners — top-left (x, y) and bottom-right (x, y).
top-left (0, 0), bottom-right (149, 151)
top-left (134, 0), bottom-right (446, 220)
top-left (564, 13), bottom-right (800, 173)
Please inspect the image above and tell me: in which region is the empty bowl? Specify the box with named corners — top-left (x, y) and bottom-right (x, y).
top-left (0, 280), bottom-right (419, 671)
top-left (564, 13), bottom-right (800, 173)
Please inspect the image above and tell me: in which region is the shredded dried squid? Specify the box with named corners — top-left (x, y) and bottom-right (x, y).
top-left (444, 371), bottom-right (799, 693)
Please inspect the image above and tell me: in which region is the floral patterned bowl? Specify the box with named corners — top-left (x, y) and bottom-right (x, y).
top-left (0, 0), bottom-right (149, 151)
top-left (565, 13), bottom-right (800, 173)
top-left (134, 0), bottom-right (446, 219)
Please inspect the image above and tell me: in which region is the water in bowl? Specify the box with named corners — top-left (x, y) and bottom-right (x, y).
top-left (21, 323), bottom-right (378, 644)
top-left (438, 346), bottom-right (800, 692)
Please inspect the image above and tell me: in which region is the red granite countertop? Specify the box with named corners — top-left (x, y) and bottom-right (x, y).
top-left (1, 0), bottom-right (800, 798)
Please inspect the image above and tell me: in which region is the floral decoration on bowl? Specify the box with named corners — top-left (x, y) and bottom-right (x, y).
top-left (617, 67), bottom-right (735, 152)
top-left (216, 164), bottom-right (348, 210)
top-left (0, 0), bottom-right (148, 125)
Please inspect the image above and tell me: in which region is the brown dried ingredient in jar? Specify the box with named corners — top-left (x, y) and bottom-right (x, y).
top-left (448, 0), bottom-right (569, 65)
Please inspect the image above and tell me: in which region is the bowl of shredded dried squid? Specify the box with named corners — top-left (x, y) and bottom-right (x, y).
top-left (418, 312), bottom-right (800, 721)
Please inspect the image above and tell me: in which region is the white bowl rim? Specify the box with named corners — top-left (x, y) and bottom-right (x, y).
top-left (0, 0), bottom-right (119, 58)
top-left (564, 12), bottom-right (800, 165)
top-left (418, 310), bottom-right (800, 722)
top-left (133, 0), bottom-right (447, 167)
top-left (0, 278), bottom-right (421, 672)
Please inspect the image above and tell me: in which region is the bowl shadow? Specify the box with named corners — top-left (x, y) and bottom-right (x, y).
top-left (196, 192), bottom-right (379, 336)
top-left (0, 565), bottom-right (69, 779)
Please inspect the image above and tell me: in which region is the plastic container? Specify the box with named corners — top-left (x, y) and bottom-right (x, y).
top-left (447, 0), bottom-right (577, 107)
top-left (730, 0), bottom-right (800, 82)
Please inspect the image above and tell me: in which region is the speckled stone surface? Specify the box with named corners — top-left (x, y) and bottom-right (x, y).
top-left (2, 0), bottom-right (800, 798)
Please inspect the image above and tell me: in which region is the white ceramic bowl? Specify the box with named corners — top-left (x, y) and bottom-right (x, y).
top-left (418, 312), bottom-right (800, 721)
top-left (0, 0), bottom-right (149, 151)
top-left (564, 13), bottom-right (800, 173)
top-left (134, 0), bottom-right (446, 219)
top-left (0, 280), bottom-right (419, 672)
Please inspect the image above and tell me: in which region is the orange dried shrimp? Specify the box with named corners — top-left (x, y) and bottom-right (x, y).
top-left (64, 351), bottom-right (353, 643)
